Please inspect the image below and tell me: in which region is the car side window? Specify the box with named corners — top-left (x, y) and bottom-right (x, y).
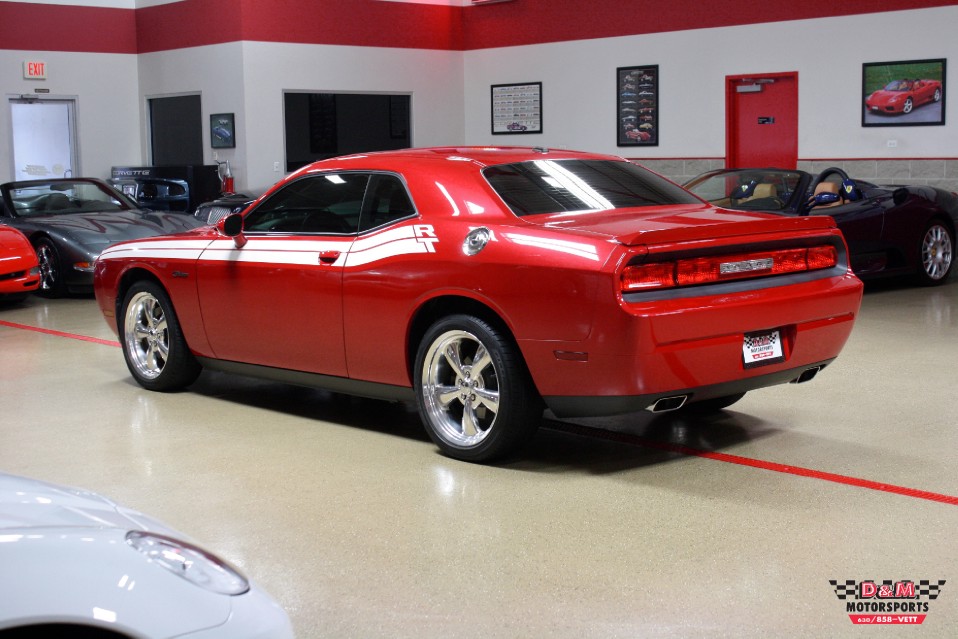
top-left (244, 173), bottom-right (369, 234)
top-left (359, 174), bottom-right (416, 232)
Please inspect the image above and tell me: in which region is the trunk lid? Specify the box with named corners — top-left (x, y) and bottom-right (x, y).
top-left (523, 204), bottom-right (837, 246)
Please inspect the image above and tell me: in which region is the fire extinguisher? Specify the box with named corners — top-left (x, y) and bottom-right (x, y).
top-left (216, 160), bottom-right (235, 194)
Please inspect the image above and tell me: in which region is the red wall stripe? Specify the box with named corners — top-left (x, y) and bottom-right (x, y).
top-left (460, 0), bottom-right (957, 50)
top-left (135, 0), bottom-right (243, 53)
top-left (0, 0), bottom-right (952, 54)
top-left (135, 0), bottom-right (462, 54)
top-left (0, 2), bottom-right (137, 54)
top-left (239, 0), bottom-right (463, 53)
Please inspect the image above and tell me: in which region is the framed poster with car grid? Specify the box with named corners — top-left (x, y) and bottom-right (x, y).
top-left (491, 82), bottom-right (542, 134)
top-left (617, 65), bottom-right (658, 146)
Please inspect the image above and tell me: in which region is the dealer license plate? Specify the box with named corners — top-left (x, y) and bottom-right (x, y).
top-left (743, 329), bottom-right (785, 368)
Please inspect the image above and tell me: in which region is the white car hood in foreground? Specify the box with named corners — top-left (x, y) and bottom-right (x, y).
top-left (0, 473), bottom-right (293, 639)
top-left (0, 473), bottom-right (173, 533)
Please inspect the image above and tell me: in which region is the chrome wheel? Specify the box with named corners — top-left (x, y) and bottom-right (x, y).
top-left (920, 223), bottom-right (953, 283)
top-left (120, 281), bottom-right (201, 390)
top-left (124, 291), bottom-right (169, 380)
top-left (421, 329), bottom-right (500, 449)
top-left (34, 239), bottom-right (65, 297)
top-left (902, 98), bottom-right (913, 114)
top-left (415, 315), bottom-right (541, 462)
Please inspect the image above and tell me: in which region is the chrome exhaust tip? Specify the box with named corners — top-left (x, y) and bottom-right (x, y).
top-left (649, 395), bottom-right (689, 413)
top-left (791, 366), bottom-right (822, 384)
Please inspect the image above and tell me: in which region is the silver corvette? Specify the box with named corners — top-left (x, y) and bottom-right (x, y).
top-left (0, 178), bottom-right (203, 297)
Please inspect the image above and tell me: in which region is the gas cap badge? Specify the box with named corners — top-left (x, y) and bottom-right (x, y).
top-left (463, 227), bottom-right (491, 256)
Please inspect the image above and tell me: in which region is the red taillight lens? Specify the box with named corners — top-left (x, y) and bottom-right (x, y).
top-left (621, 245), bottom-right (838, 292)
top-left (806, 245), bottom-right (839, 270)
top-left (621, 263), bottom-right (675, 290)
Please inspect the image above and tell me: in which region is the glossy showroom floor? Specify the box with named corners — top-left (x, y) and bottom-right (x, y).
top-left (1, 279), bottom-right (957, 638)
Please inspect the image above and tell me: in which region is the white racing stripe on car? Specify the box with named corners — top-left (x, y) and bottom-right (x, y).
top-left (98, 239), bottom-right (212, 261)
top-left (345, 225), bottom-right (439, 267)
top-left (98, 228), bottom-right (441, 269)
top-left (199, 239), bottom-right (350, 266)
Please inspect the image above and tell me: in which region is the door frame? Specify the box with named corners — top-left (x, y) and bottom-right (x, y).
top-left (725, 71), bottom-right (798, 169)
top-left (7, 94), bottom-right (80, 181)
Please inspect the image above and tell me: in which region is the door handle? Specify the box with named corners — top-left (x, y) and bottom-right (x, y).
top-left (319, 250), bottom-right (341, 264)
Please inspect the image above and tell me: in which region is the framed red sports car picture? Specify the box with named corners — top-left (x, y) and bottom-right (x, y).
top-left (862, 58), bottom-right (945, 127)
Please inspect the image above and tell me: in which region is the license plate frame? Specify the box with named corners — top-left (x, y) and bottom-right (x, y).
top-left (742, 329), bottom-right (785, 369)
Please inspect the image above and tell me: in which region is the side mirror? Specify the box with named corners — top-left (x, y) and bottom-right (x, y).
top-left (218, 213), bottom-right (247, 248)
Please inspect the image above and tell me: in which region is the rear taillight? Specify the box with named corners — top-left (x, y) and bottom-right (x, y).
top-left (621, 245), bottom-right (838, 292)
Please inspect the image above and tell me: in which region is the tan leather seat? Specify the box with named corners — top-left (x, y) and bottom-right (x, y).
top-left (751, 183), bottom-right (777, 199)
top-left (738, 183), bottom-right (777, 203)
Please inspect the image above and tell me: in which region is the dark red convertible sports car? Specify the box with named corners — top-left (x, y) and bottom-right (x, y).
top-left (865, 78), bottom-right (942, 115)
top-left (94, 147), bottom-right (863, 462)
top-left (685, 167), bottom-right (956, 285)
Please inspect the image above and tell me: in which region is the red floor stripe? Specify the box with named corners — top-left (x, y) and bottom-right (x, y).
top-left (545, 421), bottom-right (958, 506)
top-left (3, 318), bottom-right (955, 505)
top-left (0, 319), bottom-right (119, 347)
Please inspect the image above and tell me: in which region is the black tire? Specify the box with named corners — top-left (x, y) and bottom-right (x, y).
top-left (34, 238), bottom-right (67, 298)
top-left (119, 280), bottom-right (201, 391)
top-left (902, 97), bottom-right (914, 114)
top-left (683, 392), bottom-right (746, 413)
top-left (915, 220), bottom-right (954, 286)
top-left (414, 314), bottom-right (541, 462)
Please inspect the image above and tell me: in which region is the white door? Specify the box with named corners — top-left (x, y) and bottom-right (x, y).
top-left (9, 98), bottom-right (77, 181)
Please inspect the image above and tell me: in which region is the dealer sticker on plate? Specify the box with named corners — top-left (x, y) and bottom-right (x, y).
top-left (743, 329), bottom-right (785, 368)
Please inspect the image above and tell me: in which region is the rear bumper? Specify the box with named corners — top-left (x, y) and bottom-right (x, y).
top-left (521, 271), bottom-right (863, 417)
top-left (544, 358), bottom-right (833, 417)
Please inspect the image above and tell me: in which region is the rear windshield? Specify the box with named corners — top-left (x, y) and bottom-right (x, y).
top-left (483, 159), bottom-right (700, 216)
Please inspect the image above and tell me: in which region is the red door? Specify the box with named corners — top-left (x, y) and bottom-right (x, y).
top-left (726, 72), bottom-right (798, 169)
top-left (195, 234), bottom-right (351, 377)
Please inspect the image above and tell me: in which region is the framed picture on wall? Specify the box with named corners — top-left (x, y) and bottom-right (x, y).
top-left (617, 65), bottom-right (658, 146)
top-left (862, 58), bottom-right (946, 127)
top-left (491, 82), bottom-right (542, 134)
top-left (210, 113), bottom-right (236, 148)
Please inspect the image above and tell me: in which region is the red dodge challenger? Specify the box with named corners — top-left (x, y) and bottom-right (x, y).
top-left (94, 147), bottom-right (863, 462)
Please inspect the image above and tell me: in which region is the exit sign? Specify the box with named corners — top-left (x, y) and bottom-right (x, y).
top-left (23, 61), bottom-right (47, 80)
